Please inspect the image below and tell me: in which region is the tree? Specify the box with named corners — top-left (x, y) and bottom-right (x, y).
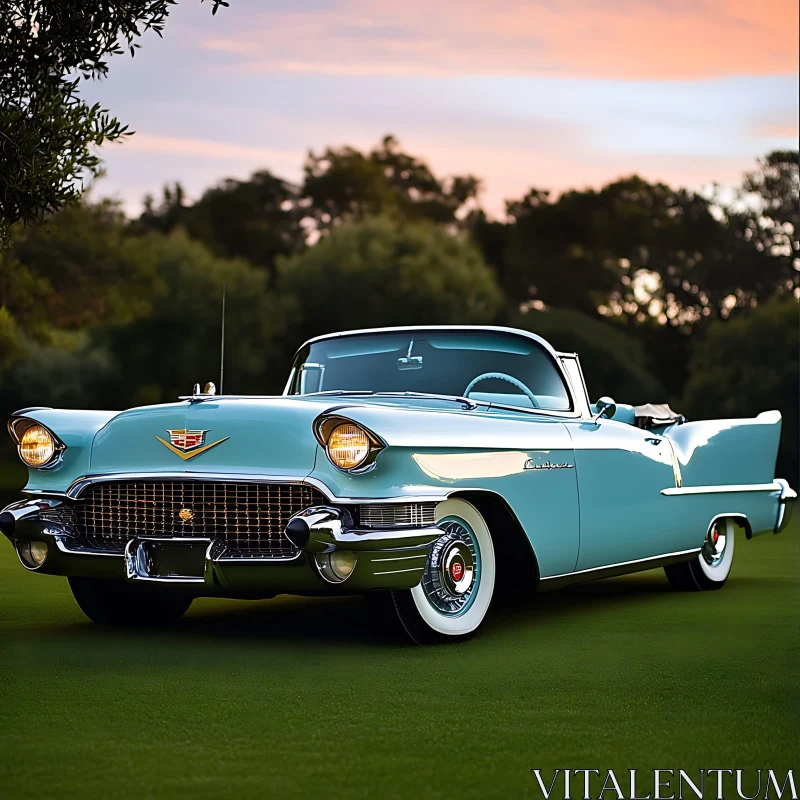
top-left (137, 172), bottom-right (303, 279)
top-left (511, 307), bottom-right (665, 404)
top-left (302, 136), bottom-right (481, 234)
top-left (0, 306), bottom-right (20, 371)
top-left (0, 229), bottom-right (288, 413)
top-left (732, 150), bottom-right (799, 297)
top-left (96, 231), bottom-right (289, 405)
top-left (0, 0), bottom-right (228, 248)
top-left (488, 176), bottom-right (784, 327)
top-left (274, 216), bottom-right (503, 353)
top-left (0, 200), bottom-right (162, 349)
top-left (681, 295), bottom-right (798, 479)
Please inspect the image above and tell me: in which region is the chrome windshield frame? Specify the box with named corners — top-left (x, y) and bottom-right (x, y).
top-left (284, 325), bottom-right (579, 415)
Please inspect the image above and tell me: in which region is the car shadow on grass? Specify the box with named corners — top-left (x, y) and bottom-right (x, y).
top-left (14, 571), bottom-right (686, 650)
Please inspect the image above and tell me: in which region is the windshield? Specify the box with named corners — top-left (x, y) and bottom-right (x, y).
top-left (287, 330), bottom-right (571, 411)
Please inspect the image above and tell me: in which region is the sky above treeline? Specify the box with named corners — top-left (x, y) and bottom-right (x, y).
top-left (84, 0), bottom-right (799, 218)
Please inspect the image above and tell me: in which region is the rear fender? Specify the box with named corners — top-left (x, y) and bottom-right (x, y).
top-left (667, 411), bottom-right (782, 488)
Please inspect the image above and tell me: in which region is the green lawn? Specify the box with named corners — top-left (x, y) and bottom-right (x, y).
top-left (0, 520), bottom-right (797, 799)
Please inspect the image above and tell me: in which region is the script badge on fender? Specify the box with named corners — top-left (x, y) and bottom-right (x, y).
top-left (155, 429), bottom-right (229, 461)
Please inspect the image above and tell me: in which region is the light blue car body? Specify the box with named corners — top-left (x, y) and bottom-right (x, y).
top-left (7, 325), bottom-right (792, 587)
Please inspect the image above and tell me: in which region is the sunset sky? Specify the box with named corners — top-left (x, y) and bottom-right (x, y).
top-left (84, 0), bottom-right (799, 217)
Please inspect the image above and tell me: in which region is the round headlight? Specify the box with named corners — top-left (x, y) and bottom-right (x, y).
top-left (19, 424), bottom-right (56, 467)
top-left (327, 423), bottom-right (370, 470)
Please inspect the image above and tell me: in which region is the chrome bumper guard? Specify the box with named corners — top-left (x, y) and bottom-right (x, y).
top-left (1, 498), bottom-right (442, 594)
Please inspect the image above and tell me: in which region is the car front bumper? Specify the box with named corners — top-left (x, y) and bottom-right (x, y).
top-left (0, 498), bottom-right (442, 596)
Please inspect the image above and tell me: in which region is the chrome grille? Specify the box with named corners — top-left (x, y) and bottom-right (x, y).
top-left (63, 481), bottom-right (326, 553)
top-left (358, 502), bottom-right (437, 528)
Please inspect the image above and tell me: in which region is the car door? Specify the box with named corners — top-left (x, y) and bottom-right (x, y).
top-left (564, 417), bottom-right (683, 572)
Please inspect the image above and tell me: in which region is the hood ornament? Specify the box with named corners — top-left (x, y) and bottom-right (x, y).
top-left (156, 429), bottom-right (229, 461)
top-left (192, 382), bottom-right (216, 397)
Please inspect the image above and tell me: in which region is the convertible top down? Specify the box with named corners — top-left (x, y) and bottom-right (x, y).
top-left (1, 326), bottom-right (794, 643)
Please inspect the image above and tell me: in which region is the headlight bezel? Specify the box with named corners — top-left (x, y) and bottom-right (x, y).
top-left (313, 414), bottom-right (384, 473)
top-left (7, 417), bottom-right (65, 469)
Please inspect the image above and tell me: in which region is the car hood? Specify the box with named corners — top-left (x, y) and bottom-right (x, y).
top-left (89, 398), bottom-right (325, 479)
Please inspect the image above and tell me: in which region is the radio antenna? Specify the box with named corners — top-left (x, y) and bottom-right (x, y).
top-left (219, 285), bottom-right (226, 395)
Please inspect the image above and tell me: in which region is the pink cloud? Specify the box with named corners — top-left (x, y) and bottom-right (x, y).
top-left (200, 0), bottom-right (798, 80)
top-left (117, 134), bottom-right (302, 165)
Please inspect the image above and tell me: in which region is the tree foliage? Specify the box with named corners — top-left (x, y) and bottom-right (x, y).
top-left (137, 173), bottom-right (302, 278)
top-left (274, 215), bottom-right (502, 352)
top-left (734, 150), bottom-right (799, 295)
top-left (681, 295), bottom-right (798, 479)
top-left (95, 232), bottom-right (287, 404)
top-left (473, 175), bottom-right (788, 326)
top-left (0, 200), bottom-right (161, 346)
top-left (302, 136), bottom-right (481, 233)
top-left (0, 0), bottom-right (228, 247)
top-left (511, 307), bottom-right (665, 403)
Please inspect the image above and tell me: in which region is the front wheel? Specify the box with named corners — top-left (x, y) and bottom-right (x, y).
top-left (664, 518), bottom-right (735, 591)
top-left (69, 577), bottom-right (193, 626)
top-left (391, 499), bottom-right (495, 644)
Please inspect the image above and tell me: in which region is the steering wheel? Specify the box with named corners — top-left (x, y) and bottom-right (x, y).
top-left (463, 372), bottom-right (540, 408)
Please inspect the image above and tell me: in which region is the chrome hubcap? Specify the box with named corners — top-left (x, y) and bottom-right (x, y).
top-left (702, 523), bottom-right (727, 567)
top-left (421, 519), bottom-right (479, 615)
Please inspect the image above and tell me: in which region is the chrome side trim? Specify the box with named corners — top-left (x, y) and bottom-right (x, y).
top-left (371, 553), bottom-right (428, 563)
top-left (661, 482), bottom-right (780, 496)
top-left (541, 548), bottom-right (702, 581)
top-left (373, 565), bottom-right (426, 576)
top-left (665, 439), bottom-right (683, 488)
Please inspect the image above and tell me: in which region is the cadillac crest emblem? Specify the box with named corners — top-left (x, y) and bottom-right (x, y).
top-left (155, 429), bottom-right (229, 461)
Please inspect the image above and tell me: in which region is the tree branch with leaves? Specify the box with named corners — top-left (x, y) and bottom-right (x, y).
top-left (0, 0), bottom-right (229, 248)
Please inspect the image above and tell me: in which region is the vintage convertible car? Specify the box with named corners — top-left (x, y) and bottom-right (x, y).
top-left (1, 326), bottom-right (795, 643)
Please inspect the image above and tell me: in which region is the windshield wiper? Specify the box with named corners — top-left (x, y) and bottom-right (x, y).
top-left (374, 392), bottom-right (478, 410)
top-left (305, 389), bottom-right (477, 410)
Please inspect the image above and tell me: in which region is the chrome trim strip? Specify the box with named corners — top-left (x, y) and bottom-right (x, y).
top-left (215, 552), bottom-right (303, 563)
top-left (54, 538), bottom-right (124, 558)
top-left (665, 439), bottom-right (683, 488)
top-left (27, 473), bottom-right (451, 504)
top-left (541, 548), bottom-right (702, 581)
top-left (373, 565), bottom-right (426, 576)
top-left (661, 482), bottom-right (780, 496)
top-left (774, 478), bottom-right (796, 533)
top-left (371, 554), bottom-right (429, 563)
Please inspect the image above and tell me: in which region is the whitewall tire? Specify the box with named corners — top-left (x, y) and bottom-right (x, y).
top-left (391, 498), bottom-right (495, 644)
top-left (664, 517), bottom-right (735, 591)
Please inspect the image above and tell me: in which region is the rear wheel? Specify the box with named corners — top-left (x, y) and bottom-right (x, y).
top-left (664, 518), bottom-right (735, 591)
top-left (69, 577), bottom-right (193, 626)
top-left (391, 499), bottom-right (495, 644)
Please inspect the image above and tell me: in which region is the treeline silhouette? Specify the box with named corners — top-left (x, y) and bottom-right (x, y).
top-left (0, 137), bottom-right (796, 476)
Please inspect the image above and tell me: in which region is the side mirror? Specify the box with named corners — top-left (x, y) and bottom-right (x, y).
top-left (594, 396), bottom-right (617, 422)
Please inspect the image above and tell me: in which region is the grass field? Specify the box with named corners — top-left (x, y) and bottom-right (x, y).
top-left (0, 515), bottom-right (797, 799)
